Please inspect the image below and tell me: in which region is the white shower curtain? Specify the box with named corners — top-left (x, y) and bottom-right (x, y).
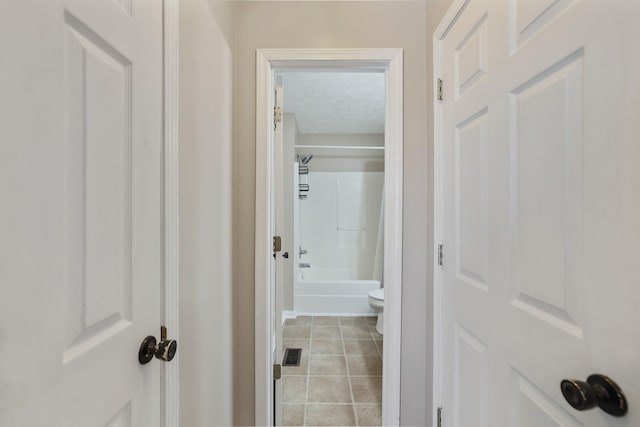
top-left (372, 184), bottom-right (384, 283)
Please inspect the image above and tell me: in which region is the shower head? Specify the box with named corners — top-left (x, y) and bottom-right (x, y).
top-left (301, 155), bottom-right (313, 165)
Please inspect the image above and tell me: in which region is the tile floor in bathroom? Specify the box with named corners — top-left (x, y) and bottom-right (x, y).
top-left (281, 315), bottom-right (383, 427)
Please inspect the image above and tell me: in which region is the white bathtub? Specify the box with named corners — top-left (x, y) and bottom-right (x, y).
top-left (294, 277), bottom-right (381, 315)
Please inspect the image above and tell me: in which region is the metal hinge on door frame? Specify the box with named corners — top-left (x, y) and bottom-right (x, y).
top-left (437, 78), bottom-right (443, 101)
top-left (273, 235), bottom-right (282, 253)
top-left (437, 407), bottom-right (443, 427)
top-left (273, 363), bottom-right (282, 380)
top-left (273, 105), bottom-right (283, 130)
top-left (437, 244), bottom-right (444, 266)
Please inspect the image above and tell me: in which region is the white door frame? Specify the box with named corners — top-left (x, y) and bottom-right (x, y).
top-left (255, 48), bottom-right (404, 427)
top-left (162, 0), bottom-right (180, 425)
top-left (432, 1), bottom-right (484, 426)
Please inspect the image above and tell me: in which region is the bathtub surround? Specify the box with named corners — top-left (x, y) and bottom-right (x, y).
top-left (299, 171), bottom-right (384, 281)
top-left (295, 280), bottom-right (381, 315)
top-left (293, 168), bottom-right (384, 315)
top-left (294, 165), bottom-right (384, 315)
top-left (284, 109), bottom-right (386, 315)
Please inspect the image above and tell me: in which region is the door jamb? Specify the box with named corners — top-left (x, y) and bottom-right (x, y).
top-left (255, 48), bottom-right (404, 427)
top-left (162, 0), bottom-right (180, 425)
top-left (432, 1), bottom-right (470, 426)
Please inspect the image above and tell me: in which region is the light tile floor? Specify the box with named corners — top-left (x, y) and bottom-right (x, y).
top-left (281, 316), bottom-right (383, 427)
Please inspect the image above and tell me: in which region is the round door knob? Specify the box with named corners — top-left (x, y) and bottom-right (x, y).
top-left (156, 339), bottom-right (177, 362)
top-left (561, 379), bottom-right (598, 410)
top-left (561, 374), bottom-right (628, 417)
top-left (139, 335), bottom-right (178, 365)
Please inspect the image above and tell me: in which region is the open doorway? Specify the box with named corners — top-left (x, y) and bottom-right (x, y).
top-left (255, 49), bottom-right (404, 427)
top-left (279, 71), bottom-right (385, 426)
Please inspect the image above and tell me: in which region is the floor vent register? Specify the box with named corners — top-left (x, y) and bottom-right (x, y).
top-left (282, 348), bottom-right (302, 367)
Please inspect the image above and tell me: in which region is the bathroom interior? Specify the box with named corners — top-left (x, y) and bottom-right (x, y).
top-left (278, 71), bottom-right (386, 426)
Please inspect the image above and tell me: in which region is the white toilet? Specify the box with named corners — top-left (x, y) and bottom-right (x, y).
top-left (368, 288), bottom-right (384, 335)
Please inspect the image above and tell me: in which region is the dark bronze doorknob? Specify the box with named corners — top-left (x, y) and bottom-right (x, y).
top-left (138, 335), bottom-right (177, 365)
top-left (560, 374), bottom-right (627, 417)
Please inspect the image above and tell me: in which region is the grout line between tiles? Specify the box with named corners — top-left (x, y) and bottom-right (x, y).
top-left (370, 325), bottom-right (383, 358)
top-left (303, 321), bottom-right (312, 427)
top-left (340, 317), bottom-right (359, 427)
top-left (307, 374), bottom-right (350, 377)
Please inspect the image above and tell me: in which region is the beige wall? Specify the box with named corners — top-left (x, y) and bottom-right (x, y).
top-left (179, 0), bottom-right (235, 425)
top-left (233, 3), bottom-right (431, 425)
top-left (409, 1), bottom-right (454, 425)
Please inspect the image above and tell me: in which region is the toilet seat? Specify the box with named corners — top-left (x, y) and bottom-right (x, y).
top-left (368, 288), bottom-right (384, 301)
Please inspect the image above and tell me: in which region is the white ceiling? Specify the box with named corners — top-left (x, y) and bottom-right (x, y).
top-left (281, 72), bottom-right (385, 134)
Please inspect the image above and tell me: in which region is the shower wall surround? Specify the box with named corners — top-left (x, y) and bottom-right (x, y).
top-left (287, 130), bottom-right (385, 314)
top-left (299, 171), bottom-right (384, 280)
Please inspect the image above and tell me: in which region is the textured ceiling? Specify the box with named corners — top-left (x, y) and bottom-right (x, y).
top-left (281, 72), bottom-right (385, 134)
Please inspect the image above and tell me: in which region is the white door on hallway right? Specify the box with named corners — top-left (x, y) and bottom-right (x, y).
top-left (0, 0), bottom-right (164, 425)
top-left (438, 1), bottom-right (640, 426)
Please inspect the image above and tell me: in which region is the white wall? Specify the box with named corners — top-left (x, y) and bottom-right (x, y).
top-left (179, 0), bottom-right (234, 425)
top-left (405, 1), bottom-right (453, 425)
top-left (232, 3), bottom-right (432, 425)
top-left (298, 134), bottom-right (385, 172)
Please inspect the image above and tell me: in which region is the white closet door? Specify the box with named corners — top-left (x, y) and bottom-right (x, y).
top-left (439, 1), bottom-right (640, 426)
top-left (0, 0), bottom-right (164, 425)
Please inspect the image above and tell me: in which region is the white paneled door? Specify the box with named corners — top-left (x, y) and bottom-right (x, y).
top-left (0, 0), bottom-right (163, 426)
top-left (438, 1), bottom-right (639, 426)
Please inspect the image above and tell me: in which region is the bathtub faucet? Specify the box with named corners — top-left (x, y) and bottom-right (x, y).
top-left (299, 262), bottom-right (311, 269)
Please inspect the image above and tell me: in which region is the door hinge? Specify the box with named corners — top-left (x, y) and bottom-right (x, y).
top-left (437, 407), bottom-right (443, 427)
top-left (437, 244), bottom-right (444, 266)
top-left (273, 236), bottom-right (282, 253)
top-left (437, 78), bottom-right (444, 101)
top-left (274, 105), bottom-right (283, 126)
top-left (273, 363), bottom-right (282, 380)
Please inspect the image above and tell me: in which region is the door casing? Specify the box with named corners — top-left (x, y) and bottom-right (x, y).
top-left (254, 48), bottom-right (404, 427)
top-left (432, 4), bottom-right (457, 425)
top-left (162, 0), bottom-right (180, 425)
